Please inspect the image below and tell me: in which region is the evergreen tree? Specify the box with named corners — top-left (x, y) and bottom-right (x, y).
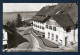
top-left (10, 20), bottom-right (16, 28)
top-left (6, 21), bottom-right (11, 26)
top-left (16, 13), bottom-right (22, 27)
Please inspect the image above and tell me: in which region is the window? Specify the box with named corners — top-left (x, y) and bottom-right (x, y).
top-left (75, 24), bottom-right (78, 29)
top-left (38, 26), bottom-right (39, 28)
top-left (66, 27), bottom-right (71, 32)
top-left (56, 35), bottom-right (58, 41)
top-left (56, 10), bottom-right (60, 14)
top-left (40, 26), bottom-right (41, 29)
top-left (52, 34), bottom-right (54, 40)
top-left (53, 27), bottom-right (56, 31)
top-left (46, 25), bottom-right (48, 28)
top-left (36, 25), bottom-right (37, 27)
top-left (42, 27), bottom-right (44, 30)
top-left (34, 24), bottom-right (35, 27)
top-left (48, 32), bottom-right (50, 38)
top-left (49, 26), bottom-right (52, 30)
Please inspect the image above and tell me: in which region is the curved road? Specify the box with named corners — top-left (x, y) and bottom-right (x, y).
top-left (16, 26), bottom-right (63, 52)
top-left (30, 29), bottom-right (64, 52)
top-left (30, 34), bottom-right (41, 51)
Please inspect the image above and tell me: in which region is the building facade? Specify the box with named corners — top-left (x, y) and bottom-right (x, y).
top-left (33, 20), bottom-right (45, 33)
top-left (32, 3), bottom-right (78, 47)
top-left (45, 18), bottom-right (78, 46)
top-left (32, 5), bottom-right (56, 37)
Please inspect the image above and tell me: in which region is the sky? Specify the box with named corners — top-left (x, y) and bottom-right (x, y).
top-left (3, 3), bottom-right (58, 12)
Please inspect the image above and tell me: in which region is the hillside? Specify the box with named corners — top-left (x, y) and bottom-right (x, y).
top-left (3, 11), bottom-right (37, 25)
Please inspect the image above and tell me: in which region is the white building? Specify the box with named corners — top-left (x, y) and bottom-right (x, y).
top-left (45, 3), bottom-right (78, 46)
top-left (33, 20), bottom-right (45, 33)
top-left (45, 15), bottom-right (78, 46)
top-left (32, 5), bottom-right (56, 37)
top-left (32, 3), bottom-right (78, 47)
top-left (3, 29), bottom-right (8, 46)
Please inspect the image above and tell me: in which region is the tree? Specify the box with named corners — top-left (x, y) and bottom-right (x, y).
top-left (6, 21), bottom-right (11, 26)
top-left (16, 13), bottom-right (22, 27)
top-left (6, 20), bottom-right (16, 29)
top-left (10, 20), bottom-right (16, 28)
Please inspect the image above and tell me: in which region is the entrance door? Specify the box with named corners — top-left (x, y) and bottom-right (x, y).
top-left (65, 37), bottom-right (68, 46)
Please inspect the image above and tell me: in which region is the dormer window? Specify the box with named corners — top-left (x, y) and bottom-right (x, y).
top-left (56, 11), bottom-right (60, 14)
top-left (45, 5), bottom-right (50, 9)
top-left (69, 3), bottom-right (73, 8)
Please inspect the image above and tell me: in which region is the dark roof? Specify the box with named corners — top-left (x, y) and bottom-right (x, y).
top-left (3, 25), bottom-right (29, 48)
top-left (32, 15), bottom-right (50, 22)
top-left (32, 3), bottom-right (78, 30)
top-left (52, 14), bottom-right (74, 28)
top-left (3, 25), bottom-right (16, 33)
top-left (48, 3), bottom-right (78, 25)
top-left (48, 3), bottom-right (73, 15)
top-left (36, 5), bottom-right (56, 16)
top-left (32, 5), bottom-right (56, 22)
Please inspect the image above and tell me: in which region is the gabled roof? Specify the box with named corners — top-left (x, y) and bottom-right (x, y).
top-left (32, 15), bottom-right (50, 23)
top-left (32, 3), bottom-right (78, 30)
top-left (52, 14), bottom-right (74, 28)
top-left (48, 3), bottom-right (73, 15)
top-left (32, 5), bottom-right (56, 22)
top-left (36, 5), bottom-right (56, 16)
top-left (3, 25), bottom-right (16, 34)
top-left (48, 3), bottom-right (78, 25)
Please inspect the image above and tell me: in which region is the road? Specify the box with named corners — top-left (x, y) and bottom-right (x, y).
top-left (15, 26), bottom-right (78, 52)
top-left (6, 26), bottom-right (63, 52)
top-left (15, 26), bottom-right (45, 52)
top-left (16, 26), bottom-right (62, 52)
top-left (30, 34), bottom-right (41, 51)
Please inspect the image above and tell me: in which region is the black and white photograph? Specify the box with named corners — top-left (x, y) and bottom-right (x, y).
top-left (3, 3), bottom-right (78, 52)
